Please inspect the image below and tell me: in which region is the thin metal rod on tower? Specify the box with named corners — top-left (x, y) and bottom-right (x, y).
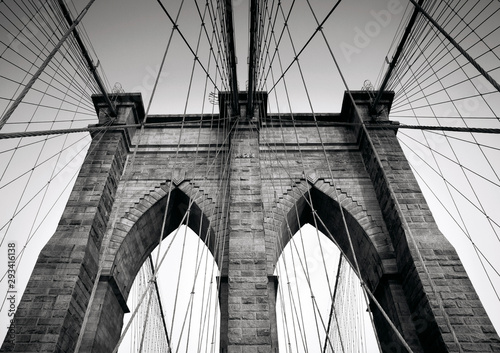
top-left (371, 0), bottom-right (424, 114)
top-left (57, 0), bottom-right (117, 117)
top-left (0, 0), bottom-right (97, 131)
top-left (406, 0), bottom-right (500, 93)
top-left (247, 0), bottom-right (258, 118)
top-left (224, 0), bottom-right (240, 116)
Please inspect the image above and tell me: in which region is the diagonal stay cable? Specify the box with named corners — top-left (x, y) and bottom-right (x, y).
top-left (0, 1), bottom-right (99, 100)
top-left (0, 0), bottom-right (97, 130)
top-left (322, 255), bottom-right (345, 353)
top-left (261, 49), bottom-right (358, 351)
top-left (260, 21), bottom-right (328, 347)
top-left (192, 0), bottom-right (230, 92)
top-left (266, 0), bottom-right (343, 94)
top-left (420, 129), bottom-right (500, 152)
top-left (397, 135), bottom-right (500, 278)
top-left (0, 117), bottom-right (114, 315)
top-left (155, 0), bottom-right (221, 92)
top-left (281, 0), bottom-right (403, 347)
top-left (112, 116), bottom-right (238, 352)
top-left (72, 0), bottom-right (192, 345)
top-left (166, 20), bottom-right (226, 350)
top-left (0, 134), bottom-right (62, 155)
top-left (0, 96), bottom-right (95, 115)
top-left (401, 33), bottom-right (500, 243)
top-left (0, 132), bottom-right (91, 192)
top-left (407, 0), bottom-right (500, 93)
top-left (259, 0), bottom-right (297, 93)
top-left (399, 130), bottom-right (500, 188)
top-left (396, 25), bottom-right (500, 188)
top-left (399, 138), bottom-right (500, 303)
top-left (149, 0), bottom-right (220, 343)
top-left (396, 132), bottom-right (500, 232)
top-left (0, 119), bottom-right (112, 249)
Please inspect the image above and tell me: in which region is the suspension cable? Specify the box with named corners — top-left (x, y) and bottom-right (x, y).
top-left (0, 0), bottom-right (97, 130)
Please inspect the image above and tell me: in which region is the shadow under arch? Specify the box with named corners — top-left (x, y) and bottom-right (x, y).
top-left (274, 184), bottom-right (424, 352)
top-left (275, 185), bottom-right (386, 291)
top-left (111, 186), bottom-right (219, 301)
top-left (86, 184), bottom-right (220, 353)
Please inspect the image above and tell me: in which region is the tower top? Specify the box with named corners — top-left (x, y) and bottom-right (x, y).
top-left (218, 91), bottom-right (268, 120)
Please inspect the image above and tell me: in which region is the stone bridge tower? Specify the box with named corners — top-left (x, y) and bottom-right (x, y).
top-left (2, 91), bottom-right (499, 353)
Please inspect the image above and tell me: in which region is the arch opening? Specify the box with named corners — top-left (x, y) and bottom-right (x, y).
top-left (272, 185), bottom-right (424, 352)
top-left (109, 185), bottom-right (220, 302)
top-left (88, 184), bottom-right (222, 353)
top-left (274, 224), bottom-right (380, 353)
top-left (118, 225), bottom-right (220, 353)
top-left (275, 186), bottom-right (388, 291)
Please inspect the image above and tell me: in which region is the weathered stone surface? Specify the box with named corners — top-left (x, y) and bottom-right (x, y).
top-left (3, 92), bottom-right (498, 353)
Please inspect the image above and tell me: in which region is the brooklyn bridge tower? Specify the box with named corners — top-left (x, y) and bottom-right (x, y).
top-left (0, 0), bottom-right (499, 352)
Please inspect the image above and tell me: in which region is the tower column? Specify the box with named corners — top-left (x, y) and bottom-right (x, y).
top-left (0, 94), bottom-right (144, 353)
top-left (348, 91), bottom-right (500, 352)
top-left (220, 122), bottom-right (278, 353)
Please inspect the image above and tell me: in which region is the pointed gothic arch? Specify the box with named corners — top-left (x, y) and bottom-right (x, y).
top-left (83, 182), bottom-right (220, 352)
top-left (3, 92), bottom-right (499, 353)
top-left (273, 181), bottom-right (391, 289)
top-left (104, 182), bottom-right (219, 301)
top-left (272, 182), bottom-right (428, 352)
top-left (273, 222), bottom-right (379, 352)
